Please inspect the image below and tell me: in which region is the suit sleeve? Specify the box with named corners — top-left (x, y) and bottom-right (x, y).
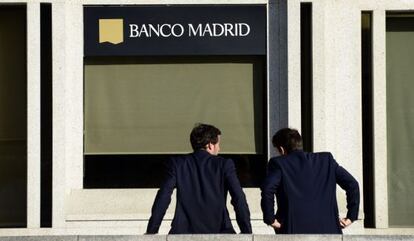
top-left (333, 155), bottom-right (360, 222)
top-left (146, 158), bottom-right (176, 234)
top-left (260, 159), bottom-right (282, 225)
top-left (224, 159), bottom-right (252, 234)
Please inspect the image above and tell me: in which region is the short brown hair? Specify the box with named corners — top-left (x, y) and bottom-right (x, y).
top-left (190, 123), bottom-right (221, 151)
top-left (272, 128), bottom-right (303, 154)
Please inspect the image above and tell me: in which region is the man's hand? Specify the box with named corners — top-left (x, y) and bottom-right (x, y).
top-left (270, 219), bottom-right (282, 229)
top-left (339, 218), bottom-right (352, 229)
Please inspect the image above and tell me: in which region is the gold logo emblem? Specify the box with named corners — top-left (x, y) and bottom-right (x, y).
top-left (99, 19), bottom-right (124, 44)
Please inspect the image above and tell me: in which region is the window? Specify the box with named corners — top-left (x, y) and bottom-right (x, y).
top-left (0, 5), bottom-right (27, 228)
top-left (386, 13), bottom-right (414, 227)
top-left (84, 56), bottom-right (267, 188)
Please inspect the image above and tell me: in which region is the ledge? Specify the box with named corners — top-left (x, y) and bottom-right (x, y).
top-left (0, 235), bottom-right (413, 241)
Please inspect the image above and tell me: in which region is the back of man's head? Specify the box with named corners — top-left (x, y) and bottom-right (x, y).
top-left (190, 123), bottom-right (221, 151)
top-left (272, 128), bottom-right (303, 154)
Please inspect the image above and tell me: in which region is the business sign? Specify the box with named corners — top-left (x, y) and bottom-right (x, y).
top-left (84, 5), bottom-right (266, 56)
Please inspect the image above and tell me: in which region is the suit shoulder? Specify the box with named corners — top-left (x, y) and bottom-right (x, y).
top-left (268, 156), bottom-right (285, 167)
top-left (268, 156), bottom-right (280, 163)
top-left (219, 156), bottom-right (234, 166)
top-left (309, 152), bottom-right (338, 166)
top-left (214, 155), bottom-right (227, 161)
top-left (169, 153), bottom-right (193, 165)
top-left (311, 151), bottom-right (333, 159)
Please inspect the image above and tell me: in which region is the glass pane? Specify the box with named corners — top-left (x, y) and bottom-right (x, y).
top-left (84, 56), bottom-right (264, 154)
top-left (0, 6), bottom-right (27, 228)
top-left (386, 15), bottom-right (414, 227)
top-left (84, 153), bottom-right (267, 188)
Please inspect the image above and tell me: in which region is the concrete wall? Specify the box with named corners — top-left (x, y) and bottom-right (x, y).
top-left (49, 0), bottom-right (365, 232)
top-left (49, 0), bottom-right (279, 233)
top-left (287, 0), bottom-right (364, 226)
top-left (1, 0), bottom-right (414, 233)
top-left (286, 0), bottom-right (414, 229)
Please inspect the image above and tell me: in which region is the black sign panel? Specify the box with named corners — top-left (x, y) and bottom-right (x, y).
top-left (84, 5), bottom-right (266, 56)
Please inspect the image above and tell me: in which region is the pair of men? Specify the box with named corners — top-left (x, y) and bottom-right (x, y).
top-left (146, 124), bottom-right (360, 234)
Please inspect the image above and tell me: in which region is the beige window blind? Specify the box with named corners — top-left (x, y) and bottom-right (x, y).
top-left (386, 16), bottom-right (414, 227)
top-left (84, 57), bottom-right (264, 154)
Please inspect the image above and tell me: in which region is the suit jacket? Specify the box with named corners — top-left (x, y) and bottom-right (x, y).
top-left (261, 150), bottom-right (359, 234)
top-left (146, 150), bottom-right (252, 234)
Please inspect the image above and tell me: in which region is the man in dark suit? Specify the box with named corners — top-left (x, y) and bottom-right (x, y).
top-left (261, 128), bottom-right (360, 234)
top-left (146, 123), bottom-right (252, 234)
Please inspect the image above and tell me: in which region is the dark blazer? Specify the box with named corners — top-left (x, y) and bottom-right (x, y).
top-left (261, 150), bottom-right (359, 234)
top-left (146, 150), bottom-right (252, 234)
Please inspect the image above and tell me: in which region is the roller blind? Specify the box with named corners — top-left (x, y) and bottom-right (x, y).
top-left (84, 58), bottom-right (264, 154)
top-left (386, 17), bottom-right (414, 227)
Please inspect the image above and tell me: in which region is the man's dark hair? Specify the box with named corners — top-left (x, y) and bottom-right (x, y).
top-left (272, 128), bottom-right (303, 154)
top-left (190, 123), bottom-right (221, 151)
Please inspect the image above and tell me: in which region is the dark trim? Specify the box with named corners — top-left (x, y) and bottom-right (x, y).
top-left (300, 3), bottom-right (313, 152)
top-left (0, 4), bottom-right (27, 228)
top-left (40, 2), bottom-right (52, 228)
top-left (361, 11), bottom-right (375, 228)
top-left (268, 0), bottom-right (288, 157)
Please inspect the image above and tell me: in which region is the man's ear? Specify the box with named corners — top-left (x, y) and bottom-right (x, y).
top-left (206, 143), bottom-right (212, 151)
top-left (277, 146), bottom-right (286, 155)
